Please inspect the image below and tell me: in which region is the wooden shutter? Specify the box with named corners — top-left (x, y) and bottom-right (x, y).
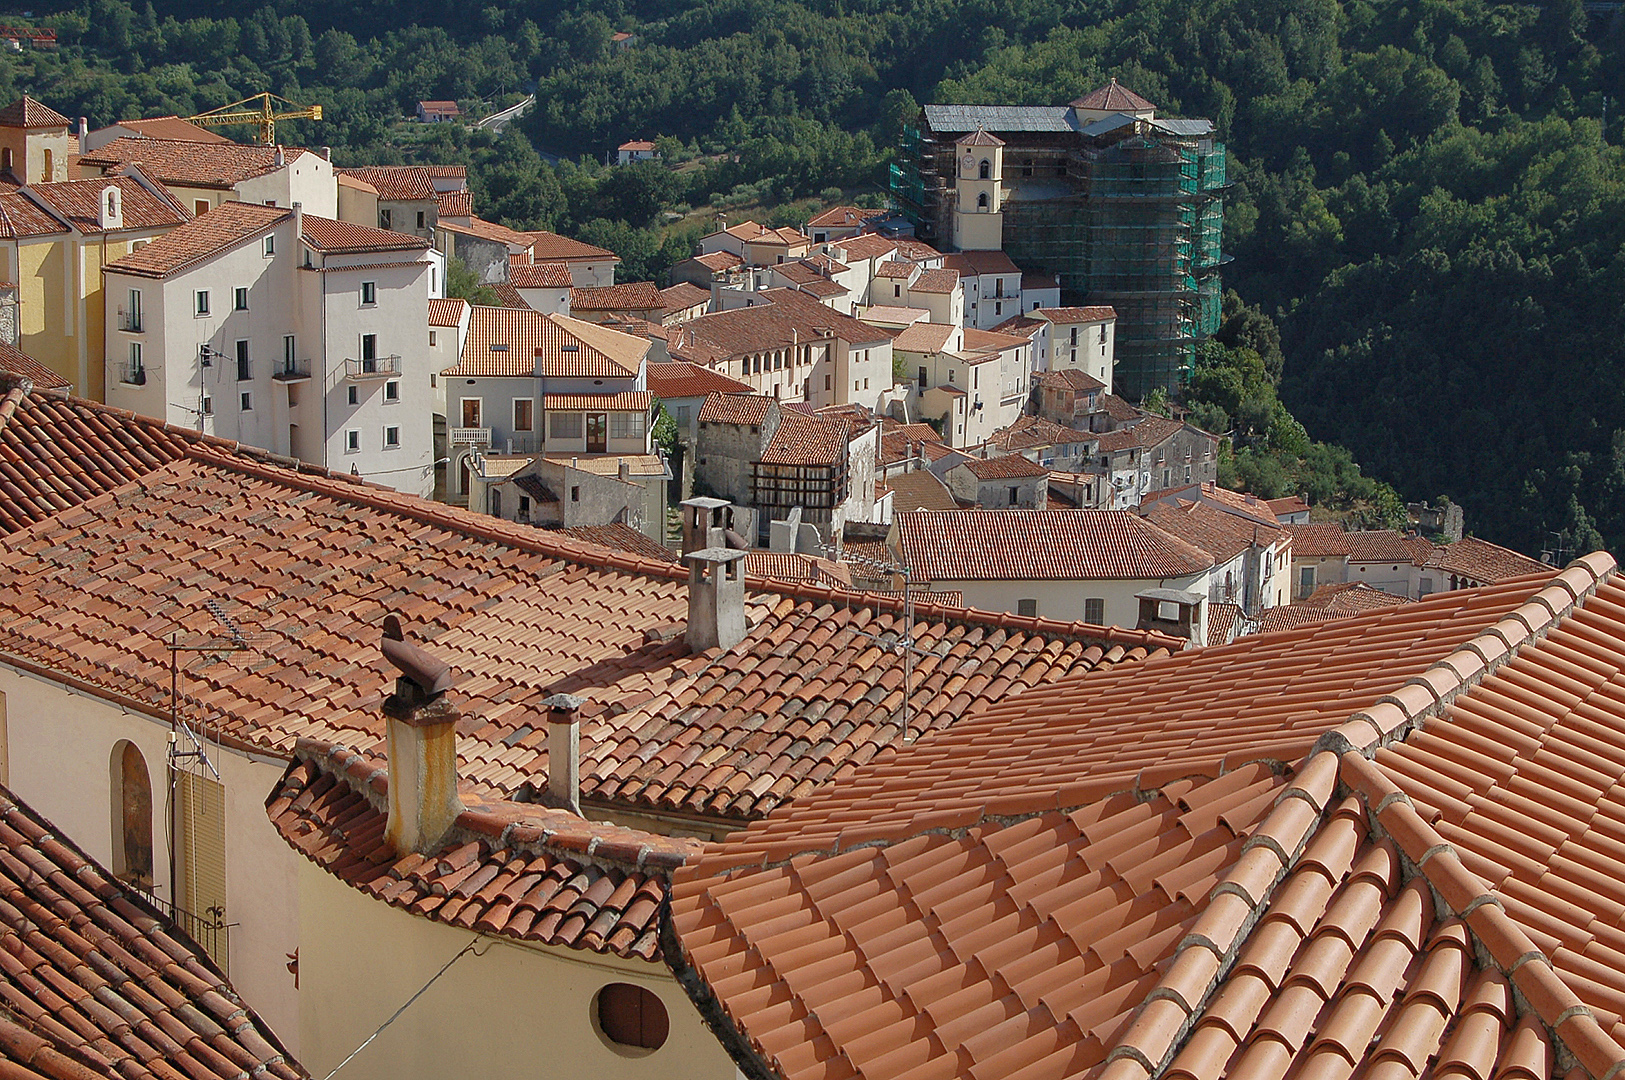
top-left (177, 771), bottom-right (228, 923)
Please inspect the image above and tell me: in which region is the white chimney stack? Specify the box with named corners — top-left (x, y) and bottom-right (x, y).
top-left (685, 547), bottom-right (747, 652)
top-left (379, 615), bottom-right (464, 854)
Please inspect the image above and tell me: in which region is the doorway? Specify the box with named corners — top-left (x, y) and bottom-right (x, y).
top-left (586, 412), bottom-right (607, 453)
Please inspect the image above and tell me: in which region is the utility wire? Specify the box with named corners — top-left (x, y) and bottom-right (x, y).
top-left (320, 934), bottom-right (490, 1079)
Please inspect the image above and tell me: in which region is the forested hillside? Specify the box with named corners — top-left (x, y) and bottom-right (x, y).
top-left (10, 0), bottom-right (1625, 553)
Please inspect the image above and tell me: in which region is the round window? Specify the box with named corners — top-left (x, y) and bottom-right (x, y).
top-left (593, 983), bottom-right (669, 1054)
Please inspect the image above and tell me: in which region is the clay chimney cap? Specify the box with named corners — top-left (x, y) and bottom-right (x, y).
top-left (542, 692), bottom-right (585, 714)
top-left (381, 614), bottom-right (454, 696)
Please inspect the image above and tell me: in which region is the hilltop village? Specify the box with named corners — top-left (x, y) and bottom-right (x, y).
top-left (0, 82), bottom-right (1618, 1080)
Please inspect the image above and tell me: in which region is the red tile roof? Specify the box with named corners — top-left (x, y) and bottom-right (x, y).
top-left (671, 558), bottom-right (1625, 1080)
top-left (942, 249), bottom-right (1021, 277)
top-left (647, 362), bottom-right (750, 401)
top-left (79, 138), bottom-right (309, 188)
top-left (526, 230), bottom-right (616, 262)
top-left (0, 344), bottom-right (67, 390)
top-left (540, 391), bottom-right (649, 411)
top-left (334, 166), bottom-right (435, 202)
top-left (300, 215), bottom-right (429, 253)
top-left (110, 114), bottom-right (232, 143)
top-left (509, 261), bottom-right (571, 289)
top-left (1286, 521), bottom-right (1353, 557)
top-left (657, 282), bottom-right (710, 311)
top-left (25, 176), bottom-right (188, 233)
top-left (831, 234), bottom-right (897, 263)
top-left (104, 201), bottom-right (287, 278)
top-left (741, 552), bottom-right (852, 588)
top-left (697, 392), bottom-right (773, 426)
top-left (0, 786), bottom-right (303, 1079)
top-left (898, 509), bottom-right (1215, 581)
top-left (1347, 528), bottom-right (1430, 564)
top-left (558, 522), bottom-right (677, 563)
top-left (1266, 494), bottom-right (1310, 517)
top-left (0, 96), bottom-right (70, 129)
top-left (569, 281), bottom-right (662, 311)
top-left (884, 469), bottom-right (958, 512)
top-left (955, 453), bottom-right (1048, 480)
top-left (1141, 497), bottom-right (1285, 564)
top-left (0, 191), bottom-right (66, 238)
top-left (990, 416), bottom-right (1096, 452)
top-left (1425, 535), bottom-right (1548, 583)
top-left (956, 126), bottom-right (1006, 146)
top-left (451, 309), bottom-right (647, 378)
top-left (435, 189), bottom-right (471, 218)
top-left (268, 741), bottom-right (695, 960)
top-left (428, 297), bottom-right (467, 327)
top-left (686, 250), bottom-right (744, 273)
top-left (909, 267), bottom-right (960, 293)
top-left (806, 205), bottom-right (886, 228)
top-left (0, 383), bottom-right (1175, 825)
top-left (759, 411), bottom-right (847, 467)
top-left (1035, 305), bottom-right (1117, 323)
top-left (439, 215), bottom-right (534, 248)
top-left (891, 321), bottom-right (957, 353)
top-left (1039, 367), bottom-right (1107, 392)
top-left (1255, 580), bottom-right (1412, 633)
top-left (1071, 78), bottom-right (1157, 112)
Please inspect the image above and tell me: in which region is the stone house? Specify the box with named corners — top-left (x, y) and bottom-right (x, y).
top-left (942, 452), bottom-right (1049, 508)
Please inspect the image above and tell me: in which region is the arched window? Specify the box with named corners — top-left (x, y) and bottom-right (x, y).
top-left (977, 193), bottom-right (989, 210)
top-left (107, 191), bottom-right (116, 216)
top-left (978, 159), bottom-right (991, 180)
top-left (594, 983), bottom-right (668, 1053)
top-left (110, 741), bottom-right (153, 886)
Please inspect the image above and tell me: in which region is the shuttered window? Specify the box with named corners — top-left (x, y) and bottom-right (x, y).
top-left (177, 771), bottom-right (228, 930)
top-left (596, 983), bottom-right (669, 1051)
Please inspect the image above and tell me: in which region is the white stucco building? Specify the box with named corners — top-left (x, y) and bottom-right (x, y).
top-left (102, 200), bottom-right (443, 496)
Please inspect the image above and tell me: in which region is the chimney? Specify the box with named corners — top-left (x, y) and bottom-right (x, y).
top-left (274, 144), bottom-right (286, 168)
top-left (292, 201), bottom-right (303, 246)
top-left (542, 693), bottom-right (583, 815)
top-left (681, 496), bottom-right (733, 554)
top-left (78, 116), bottom-right (87, 153)
top-left (618, 458), bottom-right (630, 482)
top-left (685, 546), bottom-right (747, 652)
top-left (321, 146), bottom-right (332, 161)
top-left (379, 615), bottom-right (464, 854)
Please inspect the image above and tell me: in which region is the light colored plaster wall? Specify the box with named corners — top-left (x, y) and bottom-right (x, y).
top-left (930, 571), bottom-right (1211, 632)
top-left (1348, 559), bottom-right (1415, 597)
top-left (297, 866), bottom-right (736, 1080)
top-left (0, 666), bottom-right (303, 1053)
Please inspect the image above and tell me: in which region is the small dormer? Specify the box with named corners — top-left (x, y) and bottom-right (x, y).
top-left (1069, 78), bottom-right (1158, 125)
top-left (98, 185), bottom-right (123, 231)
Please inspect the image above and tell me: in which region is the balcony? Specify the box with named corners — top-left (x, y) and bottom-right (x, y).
top-left (272, 358), bottom-right (311, 382)
top-left (127, 883), bottom-right (232, 973)
top-left (344, 354), bottom-right (400, 380)
top-left (116, 308), bottom-right (143, 333)
top-left (121, 362), bottom-right (147, 386)
top-left (450, 427), bottom-right (491, 447)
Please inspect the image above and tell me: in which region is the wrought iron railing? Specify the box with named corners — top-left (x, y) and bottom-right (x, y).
top-left (344, 354), bottom-right (400, 379)
top-left (127, 883), bottom-right (232, 974)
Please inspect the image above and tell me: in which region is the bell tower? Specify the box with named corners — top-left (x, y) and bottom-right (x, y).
top-left (951, 127), bottom-right (1005, 251)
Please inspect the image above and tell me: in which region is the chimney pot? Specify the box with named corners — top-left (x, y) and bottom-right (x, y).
top-left (542, 692), bottom-right (584, 815)
top-left (684, 546), bottom-right (748, 652)
top-left (379, 615), bottom-right (464, 854)
top-left (322, 145), bottom-right (332, 161)
top-left (274, 144), bottom-right (286, 168)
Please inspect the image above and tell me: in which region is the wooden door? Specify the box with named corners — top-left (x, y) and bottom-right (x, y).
top-left (586, 413), bottom-right (607, 453)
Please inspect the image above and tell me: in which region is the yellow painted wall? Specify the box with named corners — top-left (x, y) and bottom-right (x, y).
top-left (298, 862), bottom-right (737, 1080)
top-left (17, 238), bottom-right (72, 389)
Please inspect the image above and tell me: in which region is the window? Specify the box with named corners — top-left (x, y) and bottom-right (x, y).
top-left (977, 192), bottom-right (988, 209)
top-left (0, 148), bottom-right (9, 172)
top-left (383, 426), bottom-right (400, 448)
top-left (347, 385), bottom-right (358, 406)
top-left (200, 396), bottom-right (213, 416)
top-left (346, 429), bottom-right (360, 452)
top-left (570, 485), bottom-right (580, 502)
top-left (429, 330), bottom-right (438, 347)
top-left (195, 290), bottom-right (210, 316)
top-left (995, 278), bottom-right (1005, 298)
top-left (595, 984), bottom-right (669, 1053)
top-left (111, 742), bottom-right (153, 886)
top-left (550, 412), bottom-right (583, 439)
top-left (1084, 598), bottom-right (1105, 624)
top-left (233, 287), bottom-right (248, 311)
top-left (518, 495), bottom-right (531, 519)
top-left (918, 366), bottom-right (927, 388)
top-left (361, 334), bottom-right (377, 363)
top-left (379, 208), bottom-right (392, 230)
top-left (1070, 327), bottom-right (1078, 345)
top-left (1017, 599), bottom-right (1038, 617)
top-left (824, 373), bottom-right (831, 390)
top-left (416, 211), bottom-right (425, 229)
top-left (384, 380), bottom-right (399, 402)
top-left (175, 772), bottom-right (226, 946)
top-left (43, 149), bottom-right (53, 179)
top-left (609, 412), bottom-right (638, 440)
top-left (125, 342), bottom-right (143, 384)
top-left (361, 281), bottom-right (377, 305)
top-left (514, 399), bottom-right (533, 432)
top-left (263, 234), bottom-right (275, 256)
top-left (1008, 486), bottom-right (1019, 505)
top-left (978, 159), bottom-right (990, 179)
top-left (240, 392), bottom-right (252, 411)
top-left (235, 340), bottom-right (250, 381)
top-left (125, 288), bottom-right (142, 331)
top-left (1299, 566), bottom-right (1316, 599)
top-left (461, 399), bottom-right (481, 427)
top-left (994, 301), bottom-right (1002, 316)
top-left (490, 489), bottom-right (502, 517)
top-left (194, 199), bottom-right (210, 216)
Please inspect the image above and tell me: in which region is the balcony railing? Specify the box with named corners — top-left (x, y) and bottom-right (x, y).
top-left (272, 358), bottom-right (311, 381)
top-left (450, 427), bottom-right (490, 446)
top-left (121, 362), bottom-right (147, 386)
top-left (126, 882), bottom-right (232, 974)
top-left (344, 354), bottom-right (400, 379)
top-left (116, 308), bottom-right (143, 332)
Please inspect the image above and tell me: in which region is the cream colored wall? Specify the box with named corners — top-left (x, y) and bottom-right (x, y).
top-left (0, 666), bottom-right (303, 1053)
top-left (297, 865), bottom-right (736, 1080)
top-left (17, 238), bottom-right (69, 386)
top-left (931, 570), bottom-right (1211, 633)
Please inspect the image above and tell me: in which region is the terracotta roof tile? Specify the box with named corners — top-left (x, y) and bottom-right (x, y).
top-left (428, 297), bottom-right (467, 327)
top-left (509, 262), bottom-right (571, 289)
top-left (884, 469), bottom-right (958, 511)
top-left (450, 309), bottom-right (647, 378)
top-left (104, 201), bottom-right (286, 278)
top-left (435, 190), bottom-right (472, 218)
top-left (656, 282), bottom-right (709, 311)
top-left (438, 216), bottom-right (534, 248)
top-left (0, 381), bottom-right (1172, 824)
top-left (0, 344), bottom-right (67, 390)
top-left (1071, 79), bottom-right (1157, 112)
top-left (333, 166), bottom-right (435, 202)
top-left (647, 361), bottom-right (749, 400)
top-left (1255, 582), bottom-right (1412, 633)
top-left (671, 558), bottom-right (1625, 1080)
top-left (268, 742), bottom-right (695, 960)
top-left (1038, 368), bottom-right (1106, 392)
top-left (1141, 499), bottom-right (1285, 564)
top-left (79, 137), bottom-right (309, 188)
top-left (0, 96), bottom-right (70, 129)
top-left (806, 205), bottom-right (886, 228)
top-left (25, 176), bottom-right (188, 233)
top-left (1347, 529), bottom-right (1432, 564)
top-left (540, 391), bottom-right (649, 411)
top-left (898, 509), bottom-right (1215, 581)
top-left (955, 453), bottom-right (1048, 480)
top-left (569, 281), bottom-right (662, 311)
top-left (0, 191), bottom-right (66, 239)
top-left (891, 321), bottom-right (957, 353)
top-left (942, 250), bottom-right (1021, 277)
top-left (687, 250), bottom-right (743, 273)
top-left (558, 522), bottom-right (677, 563)
top-left (0, 786), bottom-right (303, 1078)
top-left (910, 267), bottom-right (960, 293)
top-left (107, 114), bottom-right (231, 143)
top-left (759, 411), bottom-right (847, 466)
top-left (526, 230), bottom-right (616, 262)
top-left (1426, 536), bottom-right (1548, 583)
top-left (1034, 305), bottom-right (1116, 323)
top-left (1286, 522), bottom-right (1353, 557)
top-left (301, 215), bottom-right (429, 254)
top-left (830, 234), bottom-right (897, 262)
top-left (696, 392), bottom-right (772, 426)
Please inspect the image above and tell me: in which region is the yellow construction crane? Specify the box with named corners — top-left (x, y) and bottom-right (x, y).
top-left (186, 93), bottom-right (322, 146)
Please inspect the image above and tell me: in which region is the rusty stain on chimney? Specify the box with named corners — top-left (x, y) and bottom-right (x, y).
top-left (380, 614), bottom-right (464, 854)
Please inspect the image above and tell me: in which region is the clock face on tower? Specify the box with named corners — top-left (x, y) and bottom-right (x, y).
top-left (961, 153), bottom-right (975, 175)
